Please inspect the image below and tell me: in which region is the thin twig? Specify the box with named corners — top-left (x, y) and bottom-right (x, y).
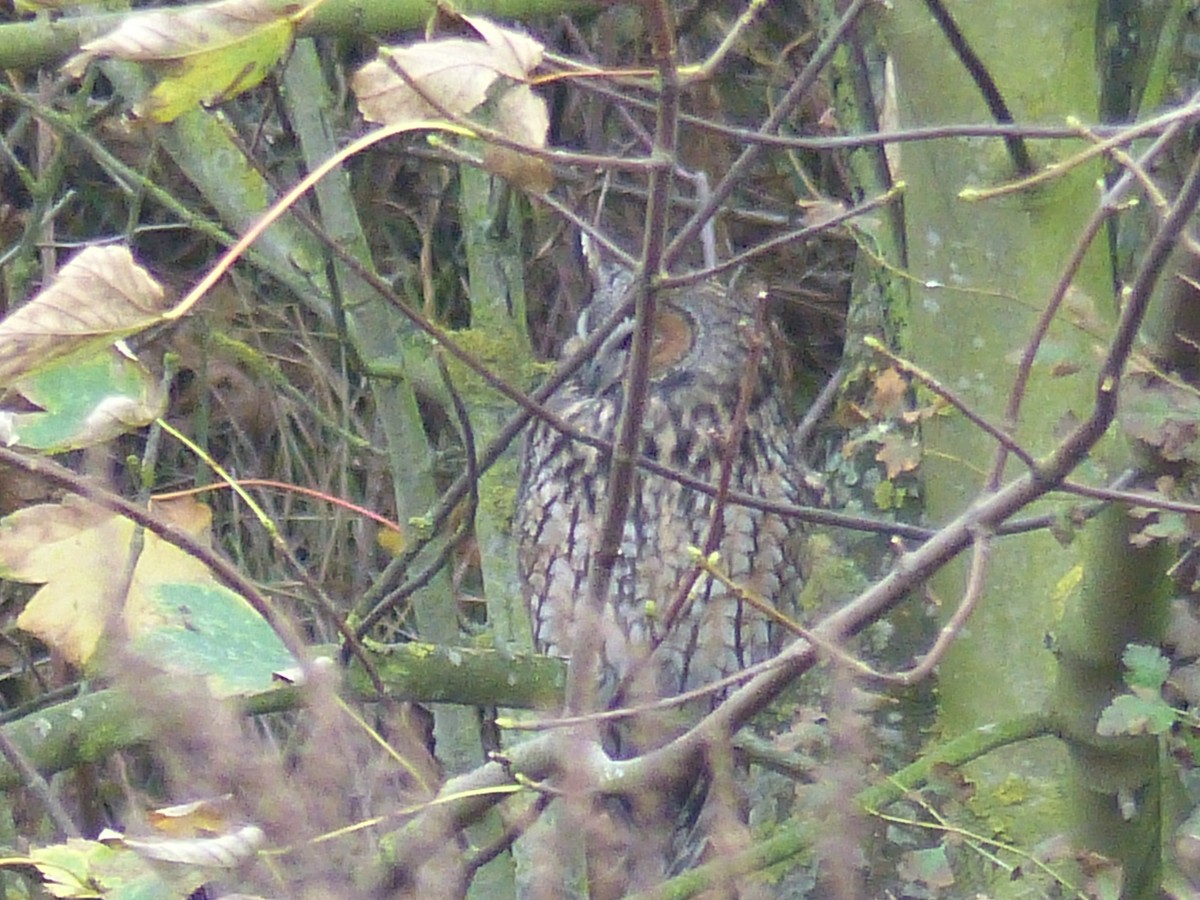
top-left (866, 337), bottom-right (1038, 470)
top-left (0, 728), bottom-right (79, 838)
top-left (921, 0), bottom-right (1032, 173)
top-left (880, 531), bottom-right (992, 687)
top-left (666, 0), bottom-right (873, 265)
top-left (655, 286), bottom-right (767, 642)
top-left (566, 0), bottom-right (680, 717)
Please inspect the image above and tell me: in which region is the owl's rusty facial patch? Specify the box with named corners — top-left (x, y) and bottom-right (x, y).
top-left (650, 306), bottom-right (695, 374)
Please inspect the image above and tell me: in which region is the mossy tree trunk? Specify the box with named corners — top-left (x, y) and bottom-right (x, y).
top-left (883, 2), bottom-right (1169, 895)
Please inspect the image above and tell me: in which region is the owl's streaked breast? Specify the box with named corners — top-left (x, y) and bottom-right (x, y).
top-left (516, 281), bottom-right (804, 710)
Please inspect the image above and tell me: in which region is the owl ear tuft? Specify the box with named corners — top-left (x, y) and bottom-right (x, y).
top-left (580, 232), bottom-right (637, 322)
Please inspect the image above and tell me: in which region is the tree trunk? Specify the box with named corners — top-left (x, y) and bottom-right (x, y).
top-left (884, 2), bottom-right (1168, 894)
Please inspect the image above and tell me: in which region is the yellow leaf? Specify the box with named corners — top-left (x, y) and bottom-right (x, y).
top-left (64, 0), bottom-right (300, 123)
top-left (147, 795), bottom-right (236, 837)
top-left (3, 497), bottom-right (215, 666)
top-left (376, 526), bottom-right (407, 557)
top-left (1051, 563), bottom-right (1084, 608)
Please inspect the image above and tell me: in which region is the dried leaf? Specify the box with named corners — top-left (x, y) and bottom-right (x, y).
top-left (798, 198), bottom-right (850, 228)
top-left (458, 13), bottom-right (543, 72)
top-left (0, 246), bottom-right (165, 387)
top-left (351, 18), bottom-right (547, 152)
top-left (1119, 372), bottom-right (1200, 463)
top-left (122, 825), bottom-right (265, 867)
top-left (484, 145), bottom-right (554, 193)
top-left (866, 366), bottom-right (908, 418)
top-left (490, 81), bottom-right (550, 147)
top-left (875, 432), bottom-right (921, 479)
top-left (1050, 360), bottom-right (1083, 377)
top-left (147, 796), bottom-right (237, 837)
top-left (64, 0), bottom-right (299, 122)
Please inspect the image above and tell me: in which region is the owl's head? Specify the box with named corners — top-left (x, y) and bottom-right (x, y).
top-left (573, 252), bottom-right (766, 399)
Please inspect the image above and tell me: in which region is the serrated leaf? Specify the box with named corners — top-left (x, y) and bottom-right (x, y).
top-left (866, 367), bottom-right (908, 418)
top-left (32, 838), bottom-right (200, 900)
top-left (0, 246), bottom-right (166, 388)
top-left (64, 0), bottom-right (300, 123)
top-left (31, 841), bottom-right (103, 897)
top-left (1122, 642), bottom-right (1170, 690)
top-left (1096, 692), bottom-right (1176, 736)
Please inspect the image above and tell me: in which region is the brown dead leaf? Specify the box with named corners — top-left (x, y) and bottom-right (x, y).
top-left (867, 367), bottom-right (908, 419)
top-left (2, 496), bottom-right (214, 666)
top-left (484, 146), bottom-right (554, 193)
top-left (798, 198), bottom-right (850, 228)
top-left (491, 81), bottom-right (550, 147)
top-left (876, 432), bottom-right (921, 479)
top-left (0, 246), bottom-right (165, 388)
top-left (1120, 372), bottom-right (1200, 463)
top-left (353, 35), bottom-right (535, 123)
top-left (351, 18), bottom-right (547, 152)
top-left (458, 13), bottom-right (543, 72)
top-left (482, 84), bottom-right (553, 191)
top-left (1050, 360), bottom-right (1083, 377)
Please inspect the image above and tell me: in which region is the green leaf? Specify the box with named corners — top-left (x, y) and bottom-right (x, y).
top-left (64, 0), bottom-right (301, 123)
top-left (31, 839), bottom-right (202, 900)
top-left (897, 844), bottom-right (954, 890)
top-left (1096, 692), bottom-right (1176, 736)
top-left (133, 582), bottom-right (296, 697)
top-left (31, 842), bottom-right (102, 898)
top-left (1122, 642), bottom-right (1170, 690)
top-left (10, 348), bottom-right (165, 452)
top-left (140, 17), bottom-right (294, 122)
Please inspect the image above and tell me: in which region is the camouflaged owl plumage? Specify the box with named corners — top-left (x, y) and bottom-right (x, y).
top-left (515, 264), bottom-right (805, 714)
